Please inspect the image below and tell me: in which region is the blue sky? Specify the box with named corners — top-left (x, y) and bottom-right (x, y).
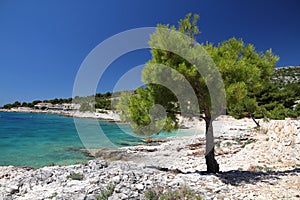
top-left (0, 0), bottom-right (300, 106)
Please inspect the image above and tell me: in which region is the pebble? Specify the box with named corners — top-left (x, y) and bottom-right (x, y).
top-left (5, 185), bottom-right (19, 195)
top-left (135, 183), bottom-right (144, 190)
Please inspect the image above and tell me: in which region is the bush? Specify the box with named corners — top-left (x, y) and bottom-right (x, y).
top-left (79, 102), bottom-right (95, 112)
top-left (48, 192), bottom-right (58, 199)
top-left (145, 184), bottom-right (201, 200)
top-left (3, 104), bottom-right (13, 109)
top-left (96, 183), bottom-right (115, 200)
top-left (294, 103), bottom-right (300, 117)
top-left (67, 172), bottom-right (84, 180)
top-left (268, 104), bottom-right (288, 120)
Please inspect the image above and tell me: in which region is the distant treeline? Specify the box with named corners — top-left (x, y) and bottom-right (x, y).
top-left (1, 91), bottom-right (124, 111)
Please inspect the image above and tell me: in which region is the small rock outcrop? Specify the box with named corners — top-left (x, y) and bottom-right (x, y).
top-left (266, 119), bottom-right (300, 164)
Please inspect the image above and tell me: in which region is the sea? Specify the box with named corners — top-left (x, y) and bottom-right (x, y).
top-left (0, 112), bottom-right (197, 167)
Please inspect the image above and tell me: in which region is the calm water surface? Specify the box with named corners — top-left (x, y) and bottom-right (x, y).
top-left (0, 112), bottom-right (197, 167)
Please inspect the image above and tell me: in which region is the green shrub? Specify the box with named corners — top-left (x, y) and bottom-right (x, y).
top-left (225, 142), bottom-right (232, 147)
top-left (145, 189), bottom-right (159, 200)
top-left (67, 172), bottom-right (84, 180)
top-left (74, 160), bottom-right (89, 165)
top-left (234, 138), bottom-right (242, 144)
top-left (48, 192), bottom-right (58, 199)
top-left (96, 183), bottom-right (115, 200)
top-left (97, 110), bottom-right (108, 114)
top-left (268, 104), bottom-right (288, 120)
top-left (79, 102), bottom-right (95, 112)
top-left (145, 184), bottom-right (201, 200)
top-left (294, 103), bottom-right (300, 117)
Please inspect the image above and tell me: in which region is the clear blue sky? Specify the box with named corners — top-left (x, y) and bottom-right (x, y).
top-left (1, 0), bottom-right (300, 106)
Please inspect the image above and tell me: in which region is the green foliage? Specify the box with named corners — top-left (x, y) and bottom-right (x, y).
top-left (12, 101), bottom-right (21, 107)
top-left (117, 13), bottom-right (216, 136)
top-left (3, 101), bottom-right (21, 109)
top-left (21, 102), bottom-right (28, 107)
top-left (145, 189), bottom-right (158, 200)
top-left (145, 184), bottom-right (202, 200)
top-left (2, 92), bottom-right (113, 110)
top-left (260, 66), bottom-right (300, 119)
top-left (178, 13), bottom-right (200, 46)
top-left (46, 98), bottom-right (71, 104)
top-left (79, 102), bottom-right (95, 112)
top-left (48, 192), bottom-right (58, 199)
top-left (117, 13), bottom-right (280, 137)
top-left (116, 88), bottom-right (176, 135)
top-left (268, 104), bottom-right (288, 120)
top-left (94, 92), bottom-right (112, 110)
top-left (295, 103), bottom-right (300, 115)
top-left (115, 91), bottom-right (133, 122)
top-left (225, 141), bottom-right (232, 147)
top-left (74, 160), bottom-right (89, 165)
top-left (3, 103), bottom-right (13, 109)
top-left (95, 98), bottom-right (111, 110)
top-left (254, 79), bottom-right (300, 119)
top-left (97, 110), bottom-right (108, 114)
top-left (205, 38), bottom-right (279, 120)
top-left (74, 93), bottom-right (112, 111)
top-left (29, 100), bottom-right (42, 108)
top-left (96, 183), bottom-right (115, 200)
top-left (67, 172), bottom-right (84, 180)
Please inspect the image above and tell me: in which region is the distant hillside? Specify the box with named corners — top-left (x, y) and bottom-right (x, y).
top-left (271, 66), bottom-right (300, 85)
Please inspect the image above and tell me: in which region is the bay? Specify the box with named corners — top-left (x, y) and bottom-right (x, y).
top-left (0, 112), bottom-right (197, 167)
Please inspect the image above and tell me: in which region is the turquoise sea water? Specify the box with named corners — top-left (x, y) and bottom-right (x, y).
top-left (0, 112), bottom-right (197, 167)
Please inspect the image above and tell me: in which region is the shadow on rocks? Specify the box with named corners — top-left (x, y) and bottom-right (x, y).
top-left (146, 166), bottom-right (300, 187)
top-left (216, 168), bottom-right (300, 186)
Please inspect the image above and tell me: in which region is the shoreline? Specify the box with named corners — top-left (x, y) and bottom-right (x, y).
top-left (0, 107), bottom-right (266, 130)
top-left (0, 119), bottom-right (299, 199)
top-left (0, 108), bottom-right (122, 123)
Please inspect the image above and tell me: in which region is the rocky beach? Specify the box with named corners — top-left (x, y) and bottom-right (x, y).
top-left (0, 117), bottom-right (299, 200)
top-left (0, 108), bottom-right (121, 122)
top-left (1, 1), bottom-right (300, 199)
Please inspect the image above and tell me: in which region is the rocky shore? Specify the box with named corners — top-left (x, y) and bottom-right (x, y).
top-left (0, 118), bottom-right (299, 199)
top-left (0, 108), bottom-right (121, 122)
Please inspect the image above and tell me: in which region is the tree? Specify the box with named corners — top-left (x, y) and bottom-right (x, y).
top-left (12, 101), bottom-right (21, 108)
top-left (21, 102), bottom-right (28, 107)
top-left (79, 102), bottom-right (94, 112)
top-left (294, 103), bottom-right (300, 116)
top-left (116, 14), bottom-right (278, 173)
top-left (205, 38), bottom-right (279, 125)
top-left (3, 104), bottom-right (13, 109)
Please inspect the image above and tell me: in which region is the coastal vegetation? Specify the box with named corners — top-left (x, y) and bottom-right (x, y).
top-left (115, 13), bottom-right (299, 173)
top-left (96, 183), bottom-right (115, 200)
top-left (67, 172), bottom-right (84, 181)
top-left (1, 92), bottom-right (115, 111)
top-left (145, 183), bottom-right (202, 200)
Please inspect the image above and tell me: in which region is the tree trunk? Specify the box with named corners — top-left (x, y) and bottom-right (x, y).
top-left (205, 146), bottom-right (219, 173)
top-left (203, 113), bottom-right (219, 173)
top-left (251, 114), bottom-right (260, 127)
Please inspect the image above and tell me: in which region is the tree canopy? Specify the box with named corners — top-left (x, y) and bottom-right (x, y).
top-left (116, 13), bottom-right (280, 173)
top-left (205, 38), bottom-right (279, 124)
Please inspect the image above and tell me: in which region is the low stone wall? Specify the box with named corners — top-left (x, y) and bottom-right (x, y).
top-left (266, 119), bottom-right (300, 164)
